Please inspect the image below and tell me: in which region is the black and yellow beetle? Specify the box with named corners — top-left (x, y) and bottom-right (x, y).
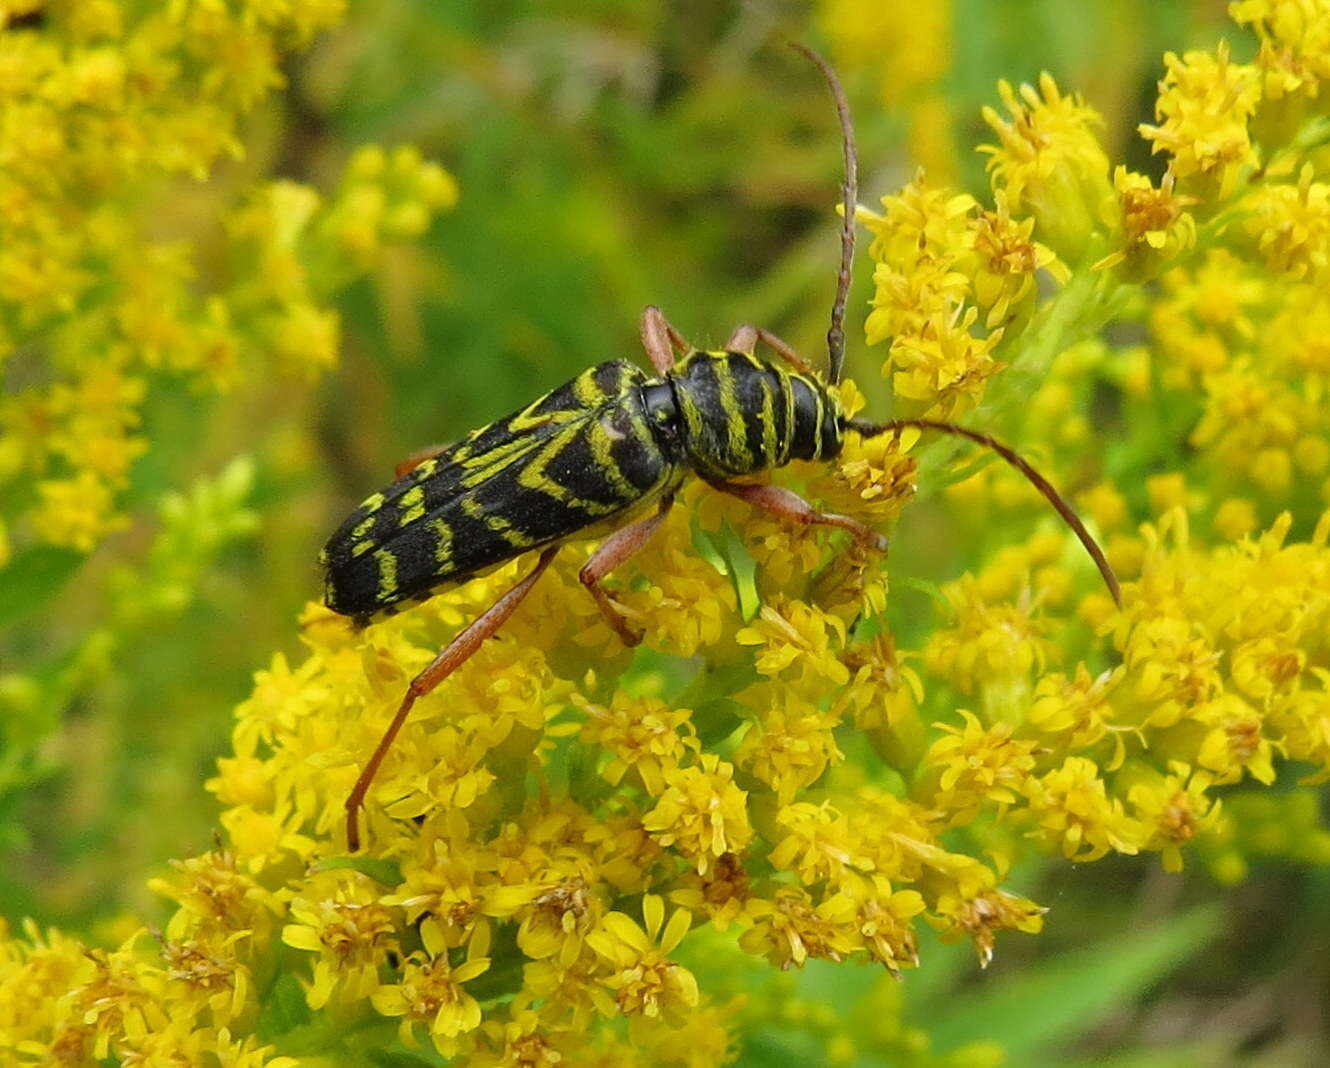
top-left (322, 46), bottom-right (1120, 851)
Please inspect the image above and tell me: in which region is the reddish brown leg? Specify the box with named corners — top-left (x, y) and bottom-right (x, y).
top-left (395, 444), bottom-right (449, 479)
top-left (345, 546), bottom-right (559, 851)
top-left (710, 479), bottom-right (886, 551)
top-left (725, 325), bottom-right (815, 375)
top-left (641, 306), bottom-right (692, 374)
top-left (579, 495), bottom-right (674, 645)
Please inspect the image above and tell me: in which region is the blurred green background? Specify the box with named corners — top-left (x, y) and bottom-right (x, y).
top-left (5, 1), bottom-right (1329, 1064)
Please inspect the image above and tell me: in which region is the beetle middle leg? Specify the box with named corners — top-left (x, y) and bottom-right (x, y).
top-left (641, 306), bottom-right (693, 374)
top-left (579, 495), bottom-right (675, 646)
top-left (345, 544), bottom-right (559, 851)
top-left (708, 479), bottom-right (886, 551)
top-left (725, 325), bottom-right (815, 375)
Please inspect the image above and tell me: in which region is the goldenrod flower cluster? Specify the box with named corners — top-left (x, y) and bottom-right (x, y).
top-left (0, 2), bottom-right (455, 556)
top-left (5, 2), bottom-right (1330, 1064)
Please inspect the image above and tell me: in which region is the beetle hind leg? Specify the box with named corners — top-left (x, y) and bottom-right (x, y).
top-left (344, 545), bottom-right (559, 851)
top-left (394, 443), bottom-right (451, 479)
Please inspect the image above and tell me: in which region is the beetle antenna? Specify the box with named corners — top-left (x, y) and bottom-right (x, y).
top-left (791, 42), bottom-right (857, 386)
top-left (846, 417), bottom-right (1122, 605)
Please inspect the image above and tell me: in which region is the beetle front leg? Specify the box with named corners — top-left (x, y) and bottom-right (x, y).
top-left (579, 495), bottom-right (675, 645)
top-left (345, 545), bottom-right (559, 851)
top-left (641, 306), bottom-right (693, 374)
top-left (725, 324), bottom-right (815, 375)
top-left (708, 479), bottom-right (886, 551)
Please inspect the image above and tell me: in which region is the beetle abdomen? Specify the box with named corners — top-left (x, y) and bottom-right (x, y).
top-left (321, 360), bottom-right (679, 622)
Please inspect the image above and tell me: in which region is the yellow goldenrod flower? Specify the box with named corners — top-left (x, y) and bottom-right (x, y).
top-left (643, 754), bottom-right (754, 873)
top-left (1243, 162), bottom-right (1330, 281)
top-left (966, 194), bottom-right (1069, 328)
top-left (769, 801), bottom-right (874, 885)
top-left (371, 918), bottom-right (490, 1049)
top-left (735, 687), bottom-right (843, 804)
top-left (980, 73), bottom-right (1112, 263)
top-left (1028, 664), bottom-right (1124, 759)
top-left (1024, 756), bottom-right (1142, 861)
top-left (739, 888), bottom-right (861, 970)
top-left (859, 179), bottom-right (1005, 418)
top-left (845, 876), bottom-right (925, 976)
top-left (281, 870), bottom-right (399, 1009)
top-left (1232, 0), bottom-right (1330, 145)
top-left (669, 852), bottom-right (755, 932)
top-left (1095, 167), bottom-right (1198, 280)
top-left (32, 469), bottom-right (130, 551)
top-left (586, 895), bottom-right (697, 1022)
top-left (575, 691), bottom-right (699, 796)
top-left (735, 597), bottom-right (850, 695)
top-left (1126, 762), bottom-right (1222, 871)
top-left (1140, 42), bottom-right (1261, 202)
top-left (930, 885), bottom-right (1047, 968)
top-left (922, 710), bottom-right (1039, 822)
top-left (924, 575), bottom-right (1056, 701)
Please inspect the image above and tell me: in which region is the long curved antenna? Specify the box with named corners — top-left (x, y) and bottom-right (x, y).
top-left (791, 43), bottom-right (857, 385)
top-left (847, 417), bottom-right (1122, 605)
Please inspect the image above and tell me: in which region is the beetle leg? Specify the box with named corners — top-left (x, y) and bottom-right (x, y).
top-left (345, 545), bottom-right (559, 851)
top-left (394, 443), bottom-right (450, 479)
top-left (641, 306), bottom-right (692, 373)
top-left (579, 495), bottom-right (674, 646)
top-left (724, 325), bottom-right (815, 375)
top-left (708, 479), bottom-right (886, 552)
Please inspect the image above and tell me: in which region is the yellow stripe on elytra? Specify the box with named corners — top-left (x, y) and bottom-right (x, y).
top-left (412, 458), bottom-right (438, 480)
top-left (584, 417), bottom-right (637, 503)
top-left (352, 515), bottom-right (376, 540)
top-left (572, 367), bottom-right (610, 408)
top-left (518, 427), bottom-right (577, 503)
top-left (360, 492), bottom-right (385, 513)
top-left (510, 425), bottom-right (624, 519)
top-left (397, 485), bottom-right (426, 526)
top-left (457, 436), bottom-right (544, 489)
top-left (374, 548), bottom-right (399, 603)
top-left (461, 495), bottom-right (536, 548)
top-left (429, 518), bottom-right (454, 566)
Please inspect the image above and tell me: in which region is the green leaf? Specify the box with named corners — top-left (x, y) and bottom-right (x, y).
top-left (926, 905), bottom-right (1222, 1064)
top-left (255, 972), bottom-right (313, 1041)
top-left (311, 856), bottom-right (405, 887)
top-left (0, 545), bottom-right (84, 627)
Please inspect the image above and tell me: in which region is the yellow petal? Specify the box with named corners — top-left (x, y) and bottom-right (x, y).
top-left (660, 906), bottom-right (692, 955)
top-left (280, 924), bottom-right (321, 952)
top-left (601, 911), bottom-right (651, 954)
top-left (642, 894), bottom-right (664, 942)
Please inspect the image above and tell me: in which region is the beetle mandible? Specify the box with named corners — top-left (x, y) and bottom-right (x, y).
top-left (321, 45), bottom-right (1121, 851)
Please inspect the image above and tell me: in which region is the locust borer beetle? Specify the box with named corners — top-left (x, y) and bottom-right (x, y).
top-left (321, 46), bottom-right (1120, 851)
